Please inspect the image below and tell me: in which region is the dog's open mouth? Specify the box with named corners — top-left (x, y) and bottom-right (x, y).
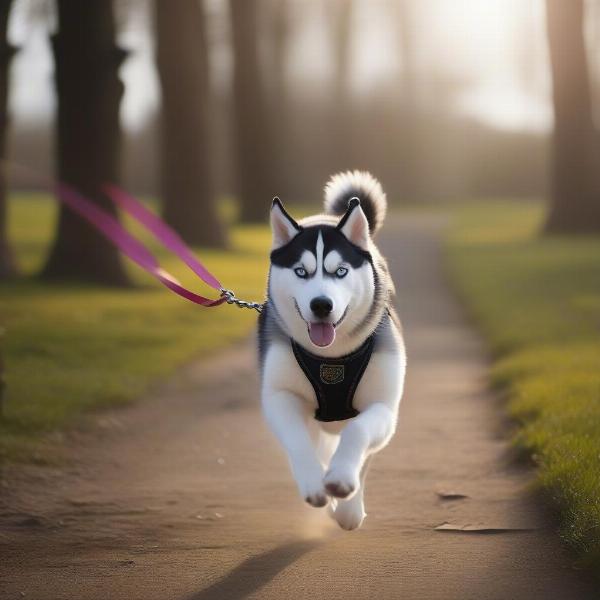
top-left (293, 299), bottom-right (348, 348)
top-left (308, 322), bottom-right (336, 347)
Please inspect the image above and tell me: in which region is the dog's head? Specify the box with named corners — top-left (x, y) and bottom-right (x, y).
top-left (268, 198), bottom-right (376, 350)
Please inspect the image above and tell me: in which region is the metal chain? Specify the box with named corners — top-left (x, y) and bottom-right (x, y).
top-left (220, 288), bottom-right (264, 313)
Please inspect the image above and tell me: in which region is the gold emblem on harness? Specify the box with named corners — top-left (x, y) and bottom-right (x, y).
top-left (320, 364), bottom-right (344, 385)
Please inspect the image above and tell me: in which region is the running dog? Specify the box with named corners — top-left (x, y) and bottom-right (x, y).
top-left (259, 171), bottom-right (406, 530)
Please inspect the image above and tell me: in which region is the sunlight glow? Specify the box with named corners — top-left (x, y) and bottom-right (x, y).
top-left (7, 0), bottom-right (551, 133)
top-left (423, 0), bottom-right (550, 131)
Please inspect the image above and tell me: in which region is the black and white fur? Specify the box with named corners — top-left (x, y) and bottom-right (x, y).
top-left (259, 171), bottom-right (406, 530)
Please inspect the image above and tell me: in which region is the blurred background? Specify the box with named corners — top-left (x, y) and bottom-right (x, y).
top-left (6, 0), bottom-right (561, 206)
top-left (8, 0), bottom-right (568, 206)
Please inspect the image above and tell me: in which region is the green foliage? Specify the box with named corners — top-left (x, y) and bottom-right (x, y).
top-left (0, 194), bottom-right (270, 461)
top-left (447, 202), bottom-right (600, 567)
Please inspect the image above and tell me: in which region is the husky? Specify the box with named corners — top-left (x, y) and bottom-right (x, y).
top-left (258, 170), bottom-right (406, 530)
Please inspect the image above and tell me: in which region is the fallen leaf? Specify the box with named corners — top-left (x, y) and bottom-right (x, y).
top-left (434, 522), bottom-right (534, 534)
top-left (436, 490), bottom-right (469, 501)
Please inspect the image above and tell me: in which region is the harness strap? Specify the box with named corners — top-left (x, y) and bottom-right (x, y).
top-left (291, 334), bottom-right (375, 422)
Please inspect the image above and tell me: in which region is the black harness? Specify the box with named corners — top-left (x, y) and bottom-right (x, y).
top-left (291, 334), bottom-right (375, 422)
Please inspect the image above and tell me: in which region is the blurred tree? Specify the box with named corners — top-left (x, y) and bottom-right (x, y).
top-left (0, 0), bottom-right (13, 423)
top-left (265, 0), bottom-right (289, 196)
top-left (545, 0), bottom-right (600, 232)
top-left (0, 0), bottom-right (16, 279)
top-left (230, 0), bottom-right (275, 223)
top-left (330, 0), bottom-right (353, 107)
top-left (328, 0), bottom-right (353, 170)
top-left (155, 0), bottom-right (225, 247)
top-left (41, 0), bottom-right (130, 284)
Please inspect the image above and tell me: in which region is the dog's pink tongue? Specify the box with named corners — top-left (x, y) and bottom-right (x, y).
top-left (308, 322), bottom-right (336, 347)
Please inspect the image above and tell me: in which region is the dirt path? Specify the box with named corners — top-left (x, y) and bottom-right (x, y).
top-left (1, 215), bottom-right (596, 600)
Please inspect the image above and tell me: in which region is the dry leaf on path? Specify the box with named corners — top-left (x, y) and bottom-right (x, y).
top-left (434, 522), bottom-right (535, 534)
top-left (436, 490), bottom-right (469, 500)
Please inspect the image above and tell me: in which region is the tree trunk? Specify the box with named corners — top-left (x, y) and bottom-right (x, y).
top-left (155, 0), bottom-right (225, 247)
top-left (0, 0), bottom-right (16, 279)
top-left (545, 0), bottom-right (600, 233)
top-left (266, 0), bottom-right (289, 197)
top-left (230, 0), bottom-right (274, 223)
top-left (329, 0), bottom-right (353, 171)
top-left (331, 0), bottom-right (353, 109)
top-left (41, 0), bottom-right (131, 285)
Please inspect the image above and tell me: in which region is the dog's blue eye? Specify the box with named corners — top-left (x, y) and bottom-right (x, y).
top-left (336, 267), bottom-right (348, 278)
top-left (294, 267), bottom-right (308, 278)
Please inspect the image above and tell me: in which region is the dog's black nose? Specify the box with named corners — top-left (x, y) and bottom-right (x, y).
top-left (310, 296), bottom-right (333, 319)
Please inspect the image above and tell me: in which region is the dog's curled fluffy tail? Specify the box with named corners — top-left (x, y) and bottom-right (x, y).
top-left (324, 170), bottom-right (387, 236)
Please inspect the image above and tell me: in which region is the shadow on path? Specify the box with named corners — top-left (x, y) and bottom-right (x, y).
top-left (185, 539), bottom-right (321, 600)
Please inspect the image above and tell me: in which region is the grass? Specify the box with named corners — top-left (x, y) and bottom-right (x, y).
top-left (0, 194), bottom-right (271, 462)
top-left (446, 201), bottom-right (600, 567)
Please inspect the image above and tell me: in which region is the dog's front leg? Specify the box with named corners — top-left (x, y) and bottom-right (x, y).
top-left (324, 402), bottom-right (396, 499)
top-left (263, 390), bottom-right (328, 507)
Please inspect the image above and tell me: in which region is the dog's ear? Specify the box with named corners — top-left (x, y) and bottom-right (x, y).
top-left (270, 197), bottom-right (301, 249)
top-left (337, 197), bottom-right (369, 250)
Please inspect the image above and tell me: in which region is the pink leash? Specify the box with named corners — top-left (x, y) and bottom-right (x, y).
top-left (53, 182), bottom-right (262, 312)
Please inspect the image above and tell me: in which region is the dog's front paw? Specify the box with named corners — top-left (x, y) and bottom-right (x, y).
top-left (296, 467), bottom-right (328, 508)
top-left (304, 489), bottom-right (328, 508)
top-left (323, 463), bottom-right (360, 499)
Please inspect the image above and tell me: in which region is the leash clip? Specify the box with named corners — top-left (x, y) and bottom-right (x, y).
top-left (220, 288), bottom-right (264, 313)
